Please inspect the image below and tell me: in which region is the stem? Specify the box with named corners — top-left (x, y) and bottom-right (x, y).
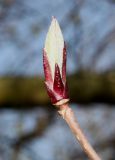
top-left (57, 103), bottom-right (101, 160)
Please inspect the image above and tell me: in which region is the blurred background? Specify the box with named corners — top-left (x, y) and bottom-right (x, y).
top-left (0, 0), bottom-right (115, 159)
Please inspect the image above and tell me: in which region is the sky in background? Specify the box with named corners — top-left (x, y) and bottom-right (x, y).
top-left (0, 0), bottom-right (115, 75)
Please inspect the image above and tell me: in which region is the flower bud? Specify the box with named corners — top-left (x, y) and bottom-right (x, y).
top-left (43, 17), bottom-right (69, 105)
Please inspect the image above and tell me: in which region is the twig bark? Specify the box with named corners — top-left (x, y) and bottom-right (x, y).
top-left (58, 103), bottom-right (101, 160)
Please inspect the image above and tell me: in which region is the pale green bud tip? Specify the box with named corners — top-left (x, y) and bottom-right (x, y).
top-left (44, 17), bottom-right (64, 80)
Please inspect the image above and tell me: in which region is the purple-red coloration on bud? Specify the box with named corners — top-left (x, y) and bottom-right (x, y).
top-left (43, 17), bottom-right (69, 105)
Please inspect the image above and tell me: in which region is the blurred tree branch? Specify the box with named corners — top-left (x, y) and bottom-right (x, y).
top-left (0, 71), bottom-right (115, 107)
top-left (91, 28), bottom-right (115, 69)
top-left (12, 111), bottom-right (54, 160)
